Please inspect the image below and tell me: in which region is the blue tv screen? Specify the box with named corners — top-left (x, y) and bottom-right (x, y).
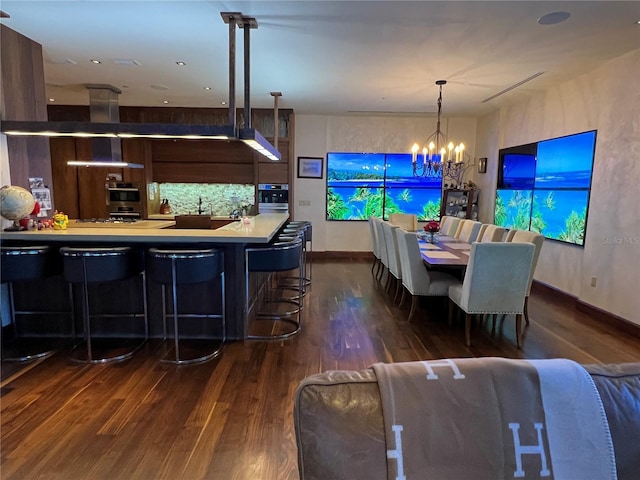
top-left (495, 130), bottom-right (596, 246)
top-left (326, 152), bottom-right (442, 221)
top-left (535, 131), bottom-right (596, 188)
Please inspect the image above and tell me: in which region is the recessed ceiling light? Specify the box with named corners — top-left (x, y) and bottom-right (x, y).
top-left (48, 98), bottom-right (55, 102)
top-left (176, 61), bottom-right (186, 66)
top-left (90, 59), bottom-right (101, 64)
top-left (204, 86), bottom-right (212, 90)
top-left (221, 101), bottom-right (227, 105)
top-left (537, 12), bottom-right (571, 25)
top-left (163, 100), bottom-right (170, 104)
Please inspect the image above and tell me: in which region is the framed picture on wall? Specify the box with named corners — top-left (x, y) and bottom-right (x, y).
top-left (297, 156), bottom-right (324, 179)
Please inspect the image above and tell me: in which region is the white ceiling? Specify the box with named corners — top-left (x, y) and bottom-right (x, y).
top-left (1, 1), bottom-right (638, 117)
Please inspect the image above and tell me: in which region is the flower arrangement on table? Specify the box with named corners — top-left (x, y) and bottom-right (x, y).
top-left (423, 221), bottom-right (440, 243)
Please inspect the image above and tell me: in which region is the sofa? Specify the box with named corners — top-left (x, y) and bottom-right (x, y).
top-left (294, 362), bottom-right (640, 480)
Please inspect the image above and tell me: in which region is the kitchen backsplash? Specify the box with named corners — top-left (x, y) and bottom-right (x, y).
top-left (159, 183), bottom-right (255, 216)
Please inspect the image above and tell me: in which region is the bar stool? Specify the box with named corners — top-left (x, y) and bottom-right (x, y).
top-left (1, 245), bottom-right (71, 361)
top-left (245, 236), bottom-right (303, 340)
top-left (286, 221), bottom-right (312, 284)
top-left (60, 246), bottom-right (148, 364)
top-left (147, 248), bottom-right (225, 365)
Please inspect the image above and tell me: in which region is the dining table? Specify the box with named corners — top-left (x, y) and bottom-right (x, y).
top-left (418, 235), bottom-right (471, 268)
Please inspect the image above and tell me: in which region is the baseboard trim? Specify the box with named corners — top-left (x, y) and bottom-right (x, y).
top-left (531, 281), bottom-right (640, 340)
top-left (309, 251), bottom-right (373, 261)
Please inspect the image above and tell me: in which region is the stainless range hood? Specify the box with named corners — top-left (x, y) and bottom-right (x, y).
top-left (1, 12), bottom-right (280, 163)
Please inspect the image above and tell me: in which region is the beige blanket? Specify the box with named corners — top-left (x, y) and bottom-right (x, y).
top-left (372, 357), bottom-right (617, 480)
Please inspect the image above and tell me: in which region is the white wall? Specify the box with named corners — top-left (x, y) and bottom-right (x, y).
top-left (293, 49), bottom-right (639, 325)
top-left (293, 114), bottom-right (477, 252)
top-left (474, 49), bottom-right (640, 325)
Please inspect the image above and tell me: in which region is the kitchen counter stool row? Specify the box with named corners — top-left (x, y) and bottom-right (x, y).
top-left (1, 244), bottom-right (225, 365)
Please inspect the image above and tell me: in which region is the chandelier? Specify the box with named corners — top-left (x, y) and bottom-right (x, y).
top-left (411, 80), bottom-right (467, 184)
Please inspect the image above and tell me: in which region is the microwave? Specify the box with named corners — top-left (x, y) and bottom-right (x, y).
top-left (106, 182), bottom-right (142, 213)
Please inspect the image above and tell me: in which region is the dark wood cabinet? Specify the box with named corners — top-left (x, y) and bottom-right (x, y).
top-left (440, 189), bottom-right (479, 220)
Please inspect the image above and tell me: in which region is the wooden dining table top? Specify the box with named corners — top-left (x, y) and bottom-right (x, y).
top-left (419, 235), bottom-right (471, 267)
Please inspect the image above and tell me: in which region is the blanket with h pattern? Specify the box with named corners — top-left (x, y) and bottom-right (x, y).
top-left (372, 358), bottom-right (617, 480)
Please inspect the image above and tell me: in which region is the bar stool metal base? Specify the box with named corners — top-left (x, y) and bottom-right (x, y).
top-left (246, 237), bottom-right (304, 341)
top-left (69, 336), bottom-right (147, 364)
top-left (148, 248), bottom-right (226, 366)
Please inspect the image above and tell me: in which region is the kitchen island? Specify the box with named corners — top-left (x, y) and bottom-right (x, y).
top-left (1, 213), bottom-right (289, 340)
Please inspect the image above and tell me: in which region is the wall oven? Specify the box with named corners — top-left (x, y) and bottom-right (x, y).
top-left (257, 184), bottom-right (289, 213)
top-left (106, 182), bottom-right (142, 218)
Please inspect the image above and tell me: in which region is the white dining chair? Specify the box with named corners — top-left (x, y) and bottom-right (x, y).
top-left (439, 216), bottom-right (461, 237)
top-left (388, 213), bottom-right (418, 232)
top-left (382, 221), bottom-right (403, 302)
top-left (448, 242), bottom-right (535, 347)
top-left (368, 216), bottom-right (381, 276)
top-left (396, 228), bottom-right (460, 322)
top-left (505, 229), bottom-right (545, 325)
top-left (455, 219), bottom-right (482, 243)
top-left (477, 224), bottom-right (506, 242)
top-left (374, 217), bottom-right (389, 283)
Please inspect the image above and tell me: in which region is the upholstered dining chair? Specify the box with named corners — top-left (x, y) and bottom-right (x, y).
top-left (368, 216), bottom-right (381, 276)
top-left (454, 219), bottom-right (483, 243)
top-left (395, 228), bottom-right (460, 322)
top-left (381, 221), bottom-right (403, 302)
top-left (439, 216), bottom-right (461, 237)
top-left (388, 213), bottom-right (418, 232)
top-left (448, 242), bottom-right (535, 348)
top-left (505, 229), bottom-right (545, 325)
top-left (477, 224), bottom-right (506, 242)
top-left (373, 217), bottom-right (389, 283)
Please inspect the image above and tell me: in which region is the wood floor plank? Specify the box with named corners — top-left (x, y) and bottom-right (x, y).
top-left (2, 258), bottom-right (640, 479)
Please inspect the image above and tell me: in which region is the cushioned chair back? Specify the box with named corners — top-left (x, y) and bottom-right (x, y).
top-left (455, 220), bottom-right (482, 242)
top-left (478, 224), bottom-right (506, 242)
top-left (381, 221), bottom-right (401, 279)
top-left (374, 218), bottom-right (389, 268)
top-left (388, 213), bottom-right (417, 232)
top-left (60, 247), bottom-right (141, 284)
top-left (505, 229), bottom-right (544, 295)
top-left (247, 237), bottom-right (303, 273)
top-left (439, 216), bottom-right (461, 236)
top-left (368, 216), bottom-right (380, 260)
top-left (396, 228), bottom-right (433, 295)
top-left (147, 248), bottom-right (223, 285)
top-left (458, 242), bottom-right (535, 313)
top-left (1, 245), bottom-right (60, 282)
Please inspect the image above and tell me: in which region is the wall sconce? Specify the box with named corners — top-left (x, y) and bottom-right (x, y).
top-left (478, 157), bottom-right (487, 174)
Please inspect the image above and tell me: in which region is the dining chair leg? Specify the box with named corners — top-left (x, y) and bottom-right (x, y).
top-left (515, 313), bottom-right (523, 348)
top-left (385, 274), bottom-right (392, 293)
top-left (491, 314), bottom-right (497, 332)
top-left (408, 295), bottom-right (418, 322)
top-left (465, 313), bottom-right (472, 347)
top-left (393, 280), bottom-right (402, 303)
top-left (523, 296), bottom-right (530, 325)
top-left (371, 257), bottom-right (378, 274)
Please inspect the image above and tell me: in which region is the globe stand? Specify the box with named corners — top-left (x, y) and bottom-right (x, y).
top-left (3, 221), bottom-right (24, 231)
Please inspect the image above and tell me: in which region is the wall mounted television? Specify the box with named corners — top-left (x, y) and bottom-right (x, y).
top-left (326, 152), bottom-right (442, 221)
top-left (495, 130), bottom-right (597, 246)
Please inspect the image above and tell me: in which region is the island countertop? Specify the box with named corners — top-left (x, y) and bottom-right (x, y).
top-left (0, 213), bottom-right (289, 244)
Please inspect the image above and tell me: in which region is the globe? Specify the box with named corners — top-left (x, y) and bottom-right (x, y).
top-left (0, 185), bottom-right (36, 221)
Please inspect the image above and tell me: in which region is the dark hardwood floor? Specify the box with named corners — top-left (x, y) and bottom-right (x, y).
top-left (2, 258), bottom-right (640, 479)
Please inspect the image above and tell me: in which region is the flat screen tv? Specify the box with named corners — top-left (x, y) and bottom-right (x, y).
top-left (495, 130), bottom-right (596, 246)
top-left (326, 152), bottom-right (442, 221)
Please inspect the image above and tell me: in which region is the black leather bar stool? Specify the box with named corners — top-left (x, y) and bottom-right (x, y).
top-left (147, 248), bottom-right (225, 365)
top-left (1, 245), bottom-right (71, 361)
top-left (245, 236), bottom-right (303, 340)
top-left (286, 221), bottom-right (313, 285)
top-left (60, 246), bottom-right (148, 364)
